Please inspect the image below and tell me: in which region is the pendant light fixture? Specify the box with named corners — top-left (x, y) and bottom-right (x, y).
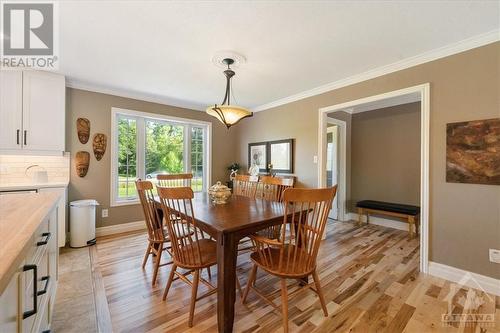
top-left (206, 58), bottom-right (252, 129)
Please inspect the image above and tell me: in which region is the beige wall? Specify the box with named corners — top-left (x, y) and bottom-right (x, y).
top-left (234, 42), bottom-right (500, 278)
top-left (66, 88), bottom-right (236, 227)
top-left (350, 102), bottom-right (420, 211)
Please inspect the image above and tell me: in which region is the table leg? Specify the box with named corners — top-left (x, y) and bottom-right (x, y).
top-left (217, 232), bottom-right (238, 333)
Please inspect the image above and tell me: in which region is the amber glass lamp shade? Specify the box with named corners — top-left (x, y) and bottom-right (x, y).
top-left (206, 104), bottom-right (253, 129)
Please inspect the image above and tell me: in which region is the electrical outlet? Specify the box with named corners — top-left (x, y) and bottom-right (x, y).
top-left (489, 249), bottom-right (500, 264)
top-left (313, 155), bottom-right (318, 164)
top-left (102, 209), bottom-right (108, 218)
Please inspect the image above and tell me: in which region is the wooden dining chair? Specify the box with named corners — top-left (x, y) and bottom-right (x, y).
top-left (136, 180), bottom-right (173, 286)
top-left (234, 175), bottom-right (260, 254)
top-left (258, 175), bottom-right (295, 202)
top-left (157, 186), bottom-right (217, 328)
top-left (233, 174), bottom-right (259, 198)
top-left (156, 173), bottom-right (212, 279)
top-left (157, 173), bottom-right (193, 188)
top-left (241, 186), bottom-right (337, 333)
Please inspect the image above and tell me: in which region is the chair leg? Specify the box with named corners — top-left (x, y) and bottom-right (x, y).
top-left (152, 245), bottom-right (163, 286)
top-left (162, 264), bottom-right (176, 301)
top-left (188, 269), bottom-right (200, 327)
top-left (242, 264), bottom-right (257, 304)
top-left (312, 270), bottom-right (328, 317)
top-left (206, 266), bottom-right (212, 280)
top-left (236, 276), bottom-right (242, 298)
top-left (280, 279), bottom-right (289, 333)
top-left (142, 241), bottom-right (151, 268)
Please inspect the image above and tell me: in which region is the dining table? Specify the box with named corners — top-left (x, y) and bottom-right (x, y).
top-left (155, 192), bottom-right (289, 333)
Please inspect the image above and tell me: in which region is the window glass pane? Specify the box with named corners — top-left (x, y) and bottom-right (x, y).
top-left (145, 121), bottom-right (184, 181)
top-left (191, 127), bottom-right (204, 192)
top-left (117, 118), bottom-right (137, 199)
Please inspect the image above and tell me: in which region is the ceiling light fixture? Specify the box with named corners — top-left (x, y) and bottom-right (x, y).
top-left (206, 58), bottom-right (252, 129)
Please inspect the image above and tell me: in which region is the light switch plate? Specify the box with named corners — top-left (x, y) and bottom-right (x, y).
top-left (102, 209), bottom-right (108, 218)
top-left (313, 155), bottom-right (318, 164)
top-left (489, 249), bottom-right (500, 264)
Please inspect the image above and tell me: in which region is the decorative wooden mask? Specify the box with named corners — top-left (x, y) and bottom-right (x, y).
top-left (77, 118), bottom-right (90, 144)
top-left (93, 133), bottom-right (107, 161)
top-left (75, 151), bottom-right (90, 177)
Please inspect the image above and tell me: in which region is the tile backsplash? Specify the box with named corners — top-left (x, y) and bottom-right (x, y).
top-left (0, 153), bottom-right (70, 185)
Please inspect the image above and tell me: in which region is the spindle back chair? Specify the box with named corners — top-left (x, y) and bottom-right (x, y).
top-left (233, 174), bottom-right (258, 198)
top-left (157, 173), bottom-right (193, 188)
top-left (257, 175), bottom-right (295, 202)
top-left (242, 186), bottom-right (338, 333)
top-left (135, 179), bottom-right (172, 285)
top-left (156, 186), bottom-right (217, 327)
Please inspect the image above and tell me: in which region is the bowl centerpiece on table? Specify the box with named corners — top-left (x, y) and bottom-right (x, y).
top-left (208, 181), bottom-right (232, 204)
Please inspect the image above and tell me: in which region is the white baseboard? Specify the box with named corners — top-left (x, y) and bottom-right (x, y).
top-left (96, 220), bottom-right (146, 237)
top-left (428, 261), bottom-right (500, 296)
top-left (347, 212), bottom-right (410, 232)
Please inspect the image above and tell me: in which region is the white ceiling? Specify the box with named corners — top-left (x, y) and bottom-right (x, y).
top-left (59, 1), bottom-right (499, 111)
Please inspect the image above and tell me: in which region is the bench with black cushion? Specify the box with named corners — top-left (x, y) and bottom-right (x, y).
top-left (356, 200), bottom-right (420, 238)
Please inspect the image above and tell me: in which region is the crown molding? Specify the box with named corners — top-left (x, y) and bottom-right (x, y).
top-left (66, 79), bottom-right (206, 111)
top-left (254, 29), bottom-right (500, 112)
top-left (344, 92), bottom-right (421, 114)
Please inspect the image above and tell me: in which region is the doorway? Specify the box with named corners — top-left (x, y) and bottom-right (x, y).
top-left (317, 83), bottom-right (430, 273)
top-left (326, 124), bottom-right (338, 219)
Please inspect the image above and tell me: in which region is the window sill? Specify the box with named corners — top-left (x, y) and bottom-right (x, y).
top-left (111, 199), bottom-right (140, 207)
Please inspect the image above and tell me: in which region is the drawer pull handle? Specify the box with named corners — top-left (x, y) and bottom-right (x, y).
top-left (17, 129), bottom-right (20, 145)
top-left (37, 232), bottom-right (51, 246)
top-left (37, 276), bottom-right (50, 296)
top-left (22, 264), bottom-right (37, 319)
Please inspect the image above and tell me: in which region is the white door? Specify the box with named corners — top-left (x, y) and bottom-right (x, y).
top-left (0, 71), bottom-right (23, 150)
top-left (326, 125), bottom-right (338, 219)
top-left (22, 71), bottom-right (65, 151)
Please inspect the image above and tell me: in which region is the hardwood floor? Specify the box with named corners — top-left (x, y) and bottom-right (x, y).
top-left (93, 221), bottom-right (499, 333)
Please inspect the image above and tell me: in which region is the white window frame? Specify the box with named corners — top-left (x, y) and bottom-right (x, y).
top-left (110, 107), bottom-right (212, 207)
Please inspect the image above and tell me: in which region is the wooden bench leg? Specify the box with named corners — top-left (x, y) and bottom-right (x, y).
top-left (357, 208), bottom-right (363, 226)
top-left (415, 215), bottom-right (420, 236)
top-left (408, 216), bottom-right (415, 238)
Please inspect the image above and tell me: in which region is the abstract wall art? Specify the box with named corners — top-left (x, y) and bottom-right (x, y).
top-left (446, 118), bottom-right (500, 185)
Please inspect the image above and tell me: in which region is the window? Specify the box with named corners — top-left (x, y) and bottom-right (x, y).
top-left (111, 108), bottom-right (211, 206)
top-left (117, 117), bottom-right (137, 200)
top-left (191, 127), bottom-right (204, 192)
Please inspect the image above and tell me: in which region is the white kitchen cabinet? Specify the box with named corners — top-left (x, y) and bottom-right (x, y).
top-left (0, 71), bottom-right (23, 150)
top-left (0, 270), bottom-right (20, 333)
top-left (39, 187), bottom-right (67, 247)
top-left (0, 70), bottom-right (65, 153)
top-left (22, 71), bottom-right (65, 152)
top-left (0, 200), bottom-right (58, 333)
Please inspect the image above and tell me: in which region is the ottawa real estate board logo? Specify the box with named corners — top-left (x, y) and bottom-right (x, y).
top-left (1, 1), bottom-right (59, 69)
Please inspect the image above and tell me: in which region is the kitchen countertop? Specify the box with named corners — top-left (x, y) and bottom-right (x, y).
top-left (0, 182), bottom-right (69, 191)
top-left (0, 192), bottom-right (59, 293)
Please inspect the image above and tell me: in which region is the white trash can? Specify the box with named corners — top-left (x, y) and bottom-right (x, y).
top-left (70, 199), bottom-right (99, 248)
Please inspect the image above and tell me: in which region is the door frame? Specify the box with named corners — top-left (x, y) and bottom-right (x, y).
top-left (325, 118), bottom-right (347, 221)
top-left (317, 83), bottom-right (430, 274)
